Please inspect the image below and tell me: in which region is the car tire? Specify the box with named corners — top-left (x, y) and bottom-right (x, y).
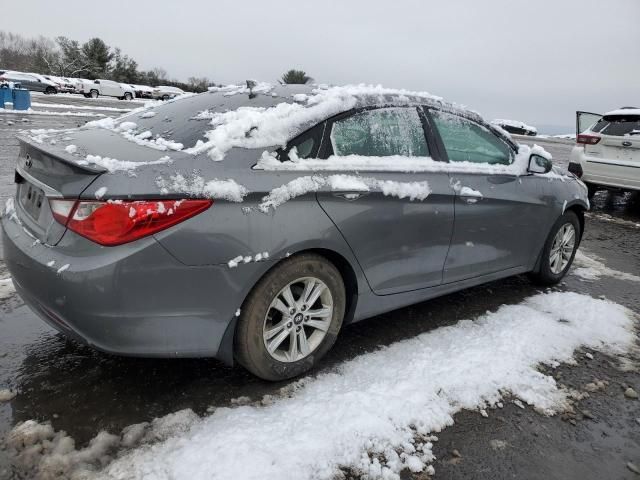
top-left (90, 90), bottom-right (99, 99)
top-left (235, 253), bottom-right (345, 381)
top-left (45, 87), bottom-right (56, 94)
top-left (162, 94), bottom-right (170, 101)
top-left (529, 211), bottom-right (581, 286)
top-left (124, 92), bottom-right (132, 100)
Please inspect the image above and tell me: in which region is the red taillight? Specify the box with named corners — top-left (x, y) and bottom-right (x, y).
top-left (49, 198), bottom-right (212, 246)
top-left (576, 134), bottom-right (601, 145)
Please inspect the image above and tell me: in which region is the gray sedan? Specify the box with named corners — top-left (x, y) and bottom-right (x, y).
top-left (1, 85), bottom-right (588, 380)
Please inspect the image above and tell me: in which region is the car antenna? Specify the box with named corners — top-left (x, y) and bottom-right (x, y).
top-left (246, 80), bottom-right (257, 99)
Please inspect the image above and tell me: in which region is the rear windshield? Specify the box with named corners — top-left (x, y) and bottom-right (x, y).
top-left (120, 91), bottom-right (283, 148)
top-left (592, 115), bottom-right (640, 136)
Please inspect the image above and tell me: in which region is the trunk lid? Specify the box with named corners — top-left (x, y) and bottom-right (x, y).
top-left (584, 111), bottom-right (640, 164)
top-left (13, 137), bottom-right (102, 245)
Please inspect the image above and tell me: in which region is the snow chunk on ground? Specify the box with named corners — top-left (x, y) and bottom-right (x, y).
top-left (64, 144), bottom-right (77, 154)
top-left (70, 291), bottom-right (637, 480)
top-left (0, 389), bottom-right (16, 402)
top-left (157, 174), bottom-right (248, 202)
top-left (139, 111), bottom-right (156, 119)
top-left (573, 250), bottom-right (640, 282)
top-left (0, 277), bottom-right (15, 301)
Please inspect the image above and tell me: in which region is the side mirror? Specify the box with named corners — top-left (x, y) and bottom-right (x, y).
top-left (528, 154), bottom-right (552, 174)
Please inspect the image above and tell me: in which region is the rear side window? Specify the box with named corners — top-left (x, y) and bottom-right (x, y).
top-left (431, 111), bottom-right (513, 165)
top-left (330, 107), bottom-right (429, 157)
top-left (592, 116), bottom-right (640, 136)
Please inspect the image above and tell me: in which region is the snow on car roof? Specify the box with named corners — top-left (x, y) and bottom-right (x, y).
top-left (490, 118), bottom-right (537, 133)
top-left (604, 108), bottom-right (640, 117)
top-left (185, 83), bottom-right (491, 161)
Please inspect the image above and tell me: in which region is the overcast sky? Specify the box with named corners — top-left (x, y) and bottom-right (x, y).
top-left (8, 0), bottom-right (639, 130)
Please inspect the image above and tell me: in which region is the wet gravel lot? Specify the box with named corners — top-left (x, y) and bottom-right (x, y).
top-left (0, 99), bottom-right (639, 479)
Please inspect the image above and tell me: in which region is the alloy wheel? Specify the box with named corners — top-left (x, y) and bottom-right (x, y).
top-left (549, 223), bottom-right (576, 274)
top-left (263, 277), bottom-right (333, 363)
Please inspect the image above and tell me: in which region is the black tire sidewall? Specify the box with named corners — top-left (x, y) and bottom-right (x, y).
top-left (536, 211), bottom-right (581, 284)
top-left (235, 254), bottom-right (345, 381)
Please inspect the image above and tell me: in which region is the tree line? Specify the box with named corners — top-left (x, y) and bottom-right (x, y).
top-left (1, 31), bottom-right (314, 92)
top-left (0, 31), bottom-right (213, 92)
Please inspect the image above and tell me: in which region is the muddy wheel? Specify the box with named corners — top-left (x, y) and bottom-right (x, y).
top-left (235, 253), bottom-right (345, 381)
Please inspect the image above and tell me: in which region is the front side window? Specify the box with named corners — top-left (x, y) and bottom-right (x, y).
top-left (330, 108), bottom-right (429, 157)
top-left (432, 111), bottom-right (513, 165)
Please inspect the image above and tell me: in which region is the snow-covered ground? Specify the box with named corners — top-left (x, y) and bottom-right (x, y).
top-left (6, 288), bottom-right (636, 480)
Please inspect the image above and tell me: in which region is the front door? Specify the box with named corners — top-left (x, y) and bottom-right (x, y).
top-left (428, 110), bottom-right (546, 283)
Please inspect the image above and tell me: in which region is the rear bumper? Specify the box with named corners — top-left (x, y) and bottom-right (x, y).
top-left (1, 213), bottom-right (246, 359)
top-left (569, 146), bottom-right (640, 191)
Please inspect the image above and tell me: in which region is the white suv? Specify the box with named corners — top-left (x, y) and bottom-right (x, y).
top-left (568, 108), bottom-right (640, 198)
top-left (80, 79), bottom-right (135, 100)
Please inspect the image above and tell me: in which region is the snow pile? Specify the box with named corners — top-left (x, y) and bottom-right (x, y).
top-left (187, 84), bottom-right (445, 161)
top-left (156, 173), bottom-right (248, 202)
top-left (7, 292), bottom-right (627, 479)
top-left (78, 154), bottom-right (173, 173)
top-left (491, 119), bottom-right (537, 134)
top-left (572, 250), bottom-right (640, 282)
top-left (85, 117), bottom-right (183, 152)
top-left (64, 144), bottom-right (78, 154)
top-left (121, 129), bottom-right (184, 151)
top-left (258, 175), bottom-right (432, 212)
top-left (0, 389), bottom-right (16, 402)
top-left (5, 292), bottom-right (637, 479)
top-left (0, 277), bottom-right (15, 301)
top-left (208, 82), bottom-right (274, 97)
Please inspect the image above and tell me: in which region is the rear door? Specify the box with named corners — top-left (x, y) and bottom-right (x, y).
top-left (428, 110), bottom-right (548, 282)
top-left (314, 107), bottom-right (455, 295)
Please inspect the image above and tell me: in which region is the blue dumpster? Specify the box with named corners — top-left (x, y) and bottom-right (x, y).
top-left (0, 85), bottom-right (11, 109)
top-left (12, 87), bottom-right (31, 111)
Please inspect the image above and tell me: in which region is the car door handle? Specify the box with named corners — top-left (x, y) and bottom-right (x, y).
top-left (459, 194), bottom-right (482, 204)
top-left (332, 192), bottom-right (369, 201)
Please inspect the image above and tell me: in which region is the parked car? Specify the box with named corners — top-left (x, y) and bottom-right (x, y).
top-left (79, 79), bottom-right (135, 100)
top-left (0, 71), bottom-right (58, 94)
top-left (1, 85), bottom-right (588, 381)
top-left (130, 84), bottom-right (154, 99)
top-left (568, 108), bottom-right (640, 198)
top-left (491, 118), bottom-right (537, 136)
top-left (152, 85), bottom-right (184, 100)
top-left (43, 75), bottom-right (76, 93)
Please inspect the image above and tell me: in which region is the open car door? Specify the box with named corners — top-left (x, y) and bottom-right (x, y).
top-left (576, 111), bottom-right (602, 135)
